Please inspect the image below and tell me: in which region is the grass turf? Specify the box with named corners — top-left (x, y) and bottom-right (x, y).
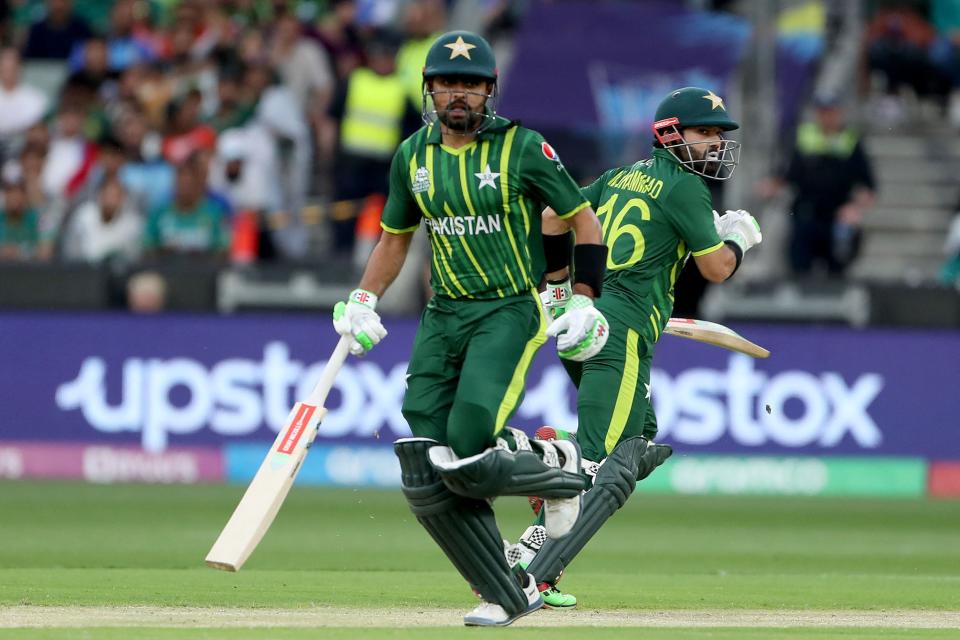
top-left (1, 481), bottom-right (958, 638)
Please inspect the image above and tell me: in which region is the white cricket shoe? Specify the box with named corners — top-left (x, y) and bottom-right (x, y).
top-left (463, 573), bottom-right (543, 626)
top-left (541, 439), bottom-right (583, 538)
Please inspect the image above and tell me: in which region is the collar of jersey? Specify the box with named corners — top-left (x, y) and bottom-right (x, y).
top-left (652, 147), bottom-right (683, 168)
top-left (426, 115), bottom-right (516, 146)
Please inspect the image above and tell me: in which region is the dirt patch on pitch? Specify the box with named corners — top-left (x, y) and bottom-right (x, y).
top-left (2, 606), bottom-right (959, 629)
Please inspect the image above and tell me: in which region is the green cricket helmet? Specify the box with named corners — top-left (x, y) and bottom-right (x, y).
top-left (421, 31), bottom-right (499, 133)
top-left (422, 30), bottom-right (498, 82)
top-left (652, 87), bottom-right (741, 181)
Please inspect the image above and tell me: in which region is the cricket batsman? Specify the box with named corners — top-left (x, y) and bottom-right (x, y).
top-left (331, 31), bottom-right (611, 626)
top-left (514, 87), bottom-right (763, 607)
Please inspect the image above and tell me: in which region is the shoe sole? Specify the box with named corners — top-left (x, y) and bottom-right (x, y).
top-left (542, 602), bottom-right (577, 610)
top-left (463, 597), bottom-right (544, 627)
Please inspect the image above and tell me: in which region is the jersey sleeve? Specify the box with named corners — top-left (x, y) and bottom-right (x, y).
top-left (519, 131), bottom-right (590, 219)
top-left (665, 174), bottom-right (724, 256)
top-left (579, 168), bottom-right (619, 209)
top-left (380, 145), bottom-right (422, 234)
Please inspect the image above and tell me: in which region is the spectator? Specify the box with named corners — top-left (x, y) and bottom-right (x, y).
top-left (323, 30), bottom-right (420, 254)
top-left (206, 66), bottom-right (255, 132)
top-left (143, 158), bottom-right (229, 258)
top-left (0, 48), bottom-right (48, 158)
top-left (244, 62), bottom-right (311, 256)
top-left (209, 126), bottom-right (281, 215)
top-left (941, 195), bottom-right (960, 285)
top-left (18, 144), bottom-right (49, 212)
top-left (397, 0), bottom-right (446, 107)
top-left (270, 12), bottom-right (334, 121)
top-left (127, 270), bottom-right (167, 313)
top-left (101, 0), bottom-right (156, 72)
top-left (41, 102), bottom-right (97, 202)
top-left (762, 96), bottom-right (877, 277)
top-left (116, 107), bottom-right (173, 211)
top-left (0, 180), bottom-right (42, 261)
top-left (313, 0), bottom-right (364, 80)
top-left (865, 4), bottom-right (949, 124)
top-left (162, 89), bottom-right (217, 164)
top-left (73, 135), bottom-right (127, 205)
top-left (65, 37), bottom-right (115, 104)
top-left (62, 177), bottom-right (142, 266)
top-left (22, 0), bottom-right (92, 61)
top-left (930, 0), bottom-right (960, 127)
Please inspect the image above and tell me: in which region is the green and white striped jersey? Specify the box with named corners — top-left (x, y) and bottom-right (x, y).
top-left (581, 148), bottom-right (724, 341)
top-left (381, 116), bottom-right (589, 299)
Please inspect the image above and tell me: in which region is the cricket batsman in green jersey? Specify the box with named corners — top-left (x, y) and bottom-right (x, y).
top-left (331, 31), bottom-right (612, 626)
top-left (512, 87), bottom-right (763, 607)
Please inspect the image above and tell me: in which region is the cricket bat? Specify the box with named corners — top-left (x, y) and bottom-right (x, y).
top-left (663, 318), bottom-right (770, 359)
top-left (205, 335), bottom-right (352, 571)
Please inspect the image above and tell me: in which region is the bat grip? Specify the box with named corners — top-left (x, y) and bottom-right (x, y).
top-left (303, 335), bottom-right (353, 407)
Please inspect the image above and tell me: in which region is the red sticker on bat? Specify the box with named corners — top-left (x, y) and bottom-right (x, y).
top-left (277, 404), bottom-right (317, 454)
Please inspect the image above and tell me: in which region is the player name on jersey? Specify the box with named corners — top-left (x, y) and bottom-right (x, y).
top-left (424, 213), bottom-right (503, 237)
top-left (606, 168), bottom-right (664, 199)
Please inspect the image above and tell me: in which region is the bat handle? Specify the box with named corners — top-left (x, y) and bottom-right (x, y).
top-left (303, 335), bottom-right (353, 407)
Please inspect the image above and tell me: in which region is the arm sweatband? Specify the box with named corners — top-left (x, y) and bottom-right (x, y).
top-left (572, 243), bottom-right (608, 297)
top-left (543, 231), bottom-right (573, 274)
top-left (723, 240), bottom-right (743, 277)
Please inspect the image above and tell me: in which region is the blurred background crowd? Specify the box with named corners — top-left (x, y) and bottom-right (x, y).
top-left (0, 0), bottom-right (957, 326)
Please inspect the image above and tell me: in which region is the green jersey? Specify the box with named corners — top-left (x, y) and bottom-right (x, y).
top-left (144, 197), bottom-right (230, 254)
top-left (581, 148), bottom-right (724, 341)
top-left (381, 116), bottom-right (590, 299)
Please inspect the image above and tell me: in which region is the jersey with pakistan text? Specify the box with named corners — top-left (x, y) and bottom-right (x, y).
top-left (581, 148), bottom-right (723, 341)
top-left (381, 116), bottom-right (589, 299)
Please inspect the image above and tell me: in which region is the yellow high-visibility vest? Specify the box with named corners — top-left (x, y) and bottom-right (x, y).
top-left (341, 68), bottom-right (407, 159)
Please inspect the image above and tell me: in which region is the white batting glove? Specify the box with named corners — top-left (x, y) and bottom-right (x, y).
top-left (545, 294), bottom-right (609, 361)
top-left (716, 209), bottom-right (763, 253)
top-left (332, 288), bottom-right (387, 356)
top-left (538, 278), bottom-right (572, 325)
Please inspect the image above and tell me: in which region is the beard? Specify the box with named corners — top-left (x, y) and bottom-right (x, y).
top-left (435, 95), bottom-right (487, 132)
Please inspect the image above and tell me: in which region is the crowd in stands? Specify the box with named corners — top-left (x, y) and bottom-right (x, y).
top-left (0, 0), bottom-right (483, 274)
top-left (864, 0), bottom-right (960, 127)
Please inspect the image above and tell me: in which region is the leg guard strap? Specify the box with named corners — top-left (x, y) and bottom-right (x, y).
top-left (394, 438), bottom-right (528, 615)
top-left (427, 429), bottom-right (588, 500)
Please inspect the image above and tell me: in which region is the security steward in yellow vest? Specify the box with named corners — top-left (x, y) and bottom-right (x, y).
top-left (328, 30), bottom-right (422, 253)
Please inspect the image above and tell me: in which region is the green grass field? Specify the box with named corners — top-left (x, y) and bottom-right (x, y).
top-left (1, 481), bottom-right (958, 639)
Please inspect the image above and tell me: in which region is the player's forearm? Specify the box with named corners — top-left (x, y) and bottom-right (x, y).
top-left (357, 232), bottom-right (413, 296)
top-left (695, 245), bottom-right (738, 283)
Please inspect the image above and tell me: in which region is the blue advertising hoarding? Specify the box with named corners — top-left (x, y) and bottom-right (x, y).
top-left (1, 312), bottom-right (957, 461)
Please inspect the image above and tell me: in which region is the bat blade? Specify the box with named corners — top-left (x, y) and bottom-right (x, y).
top-left (204, 336), bottom-right (350, 572)
top-left (204, 402), bottom-right (326, 571)
top-left (664, 318), bottom-right (770, 359)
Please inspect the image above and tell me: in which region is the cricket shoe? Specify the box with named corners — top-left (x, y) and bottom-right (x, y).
top-left (462, 572), bottom-right (543, 626)
top-left (538, 438), bottom-right (584, 538)
top-left (539, 582), bottom-right (577, 609)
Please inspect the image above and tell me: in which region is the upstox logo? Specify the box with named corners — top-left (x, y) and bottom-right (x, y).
top-left (55, 345), bottom-right (884, 453)
top-left (55, 342), bottom-right (411, 452)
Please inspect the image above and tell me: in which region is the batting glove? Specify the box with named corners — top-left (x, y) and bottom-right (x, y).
top-left (538, 278), bottom-right (572, 324)
top-left (332, 288), bottom-right (387, 356)
top-left (716, 209), bottom-right (763, 254)
top-left (545, 294), bottom-right (609, 361)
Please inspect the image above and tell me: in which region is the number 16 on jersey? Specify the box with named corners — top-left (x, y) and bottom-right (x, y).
top-left (205, 336), bottom-right (351, 572)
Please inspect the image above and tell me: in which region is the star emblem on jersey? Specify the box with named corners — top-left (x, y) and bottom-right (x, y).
top-left (474, 164), bottom-right (500, 190)
top-left (645, 383), bottom-right (651, 400)
top-left (444, 36), bottom-right (475, 60)
top-left (703, 90), bottom-right (725, 110)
